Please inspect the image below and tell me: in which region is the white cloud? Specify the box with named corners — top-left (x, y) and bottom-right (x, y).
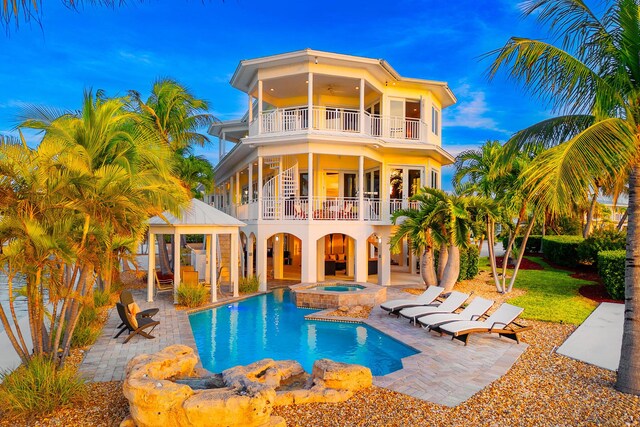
top-left (445, 84), bottom-right (510, 134)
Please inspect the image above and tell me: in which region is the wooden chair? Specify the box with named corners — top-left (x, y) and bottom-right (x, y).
top-left (114, 302), bottom-right (160, 343)
top-left (117, 290), bottom-right (159, 329)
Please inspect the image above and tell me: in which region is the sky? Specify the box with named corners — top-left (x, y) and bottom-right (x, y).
top-left (0, 0), bottom-right (554, 189)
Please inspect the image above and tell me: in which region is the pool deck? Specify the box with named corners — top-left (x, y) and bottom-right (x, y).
top-left (79, 286), bottom-right (528, 407)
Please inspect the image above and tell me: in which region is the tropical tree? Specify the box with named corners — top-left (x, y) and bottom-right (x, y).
top-left (488, 0), bottom-right (640, 395)
top-left (129, 79), bottom-right (217, 271)
top-left (0, 91), bottom-right (190, 366)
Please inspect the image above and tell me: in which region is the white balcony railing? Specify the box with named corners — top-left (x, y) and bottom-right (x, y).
top-left (253, 106), bottom-right (428, 142)
top-left (221, 198), bottom-right (423, 222)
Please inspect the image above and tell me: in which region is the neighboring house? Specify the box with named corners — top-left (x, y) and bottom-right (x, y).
top-left (596, 194), bottom-right (628, 228)
top-left (207, 49), bottom-right (456, 290)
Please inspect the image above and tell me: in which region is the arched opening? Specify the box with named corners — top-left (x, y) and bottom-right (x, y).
top-left (317, 233), bottom-right (357, 281)
top-left (365, 232), bottom-right (381, 282)
top-left (265, 232), bottom-right (302, 285)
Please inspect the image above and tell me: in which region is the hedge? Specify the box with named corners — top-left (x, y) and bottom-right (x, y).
top-left (435, 245), bottom-right (479, 282)
top-left (501, 235), bottom-right (542, 253)
top-left (597, 250), bottom-right (625, 300)
top-left (576, 229), bottom-right (626, 266)
top-left (542, 235), bottom-right (584, 267)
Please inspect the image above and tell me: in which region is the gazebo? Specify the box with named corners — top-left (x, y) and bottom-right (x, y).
top-left (146, 198), bottom-right (245, 303)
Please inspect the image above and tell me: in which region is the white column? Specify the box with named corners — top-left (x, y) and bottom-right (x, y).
top-left (316, 237), bottom-right (325, 282)
top-left (218, 136), bottom-right (224, 161)
top-left (359, 78), bottom-right (365, 133)
top-left (257, 235), bottom-right (267, 291)
top-left (247, 234), bottom-right (255, 277)
top-left (210, 234), bottom-right (217, 303)
top-left (248, 94), bottom-right (253, 123)
top-left (346, 236), bottom-right (355, 277)
top-left (221, 132), bottom-right (226, 157)
top-left (147, 232), bottom-right (155, 302)
top-left (308, 152), bottom-right (314, 220)
top-left (173, 230), bottom-right (181, 304)
top-left (273, 234), bottom-right (283, 279)
top-left (378, 230), bottom-right (391, 286)
top-left (257, 156), bottom-right (263, 220)
top-left (205, 235), bottom-right (212, 283)
top-left (258, 80), bottom-right (263, 134)
top-left (355, 237), bottom-right (368, 283)
top-left (358, 155), bottom-right (364, 220)
top-left (400, 238), bottom-right (407, 267)
top-left (381, 162), bottom-right (389, 222)
top-left (301, 237), bottom-right (318, 283)
top-left (248, 163), bottom-right (253, 202)
top-left (231, 232), bottom-right (239, 297)
top-left (307, 72), bottom-right (314, 129)
top-left (235, 170), bottom-right (241, 212)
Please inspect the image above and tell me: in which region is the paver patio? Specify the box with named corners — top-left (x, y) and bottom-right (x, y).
top-left (79, 286), bottom-right (528, 407)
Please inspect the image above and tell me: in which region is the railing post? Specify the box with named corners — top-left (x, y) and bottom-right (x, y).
top-left (258, 80), bottom-right (263, 134)
top-left (308, 72), bottom-right (314, 130)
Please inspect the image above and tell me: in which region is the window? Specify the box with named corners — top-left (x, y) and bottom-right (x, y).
top-left (430, 169), bottom-right (439, 189)
top-left (241, 185), bottom-right (249, 204)
top-left (431, 106), bottom-right (440, 136)
top-left (300, 172), bottom-right (308, 197)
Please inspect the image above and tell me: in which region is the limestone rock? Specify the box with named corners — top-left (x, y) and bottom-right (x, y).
top-left (311, 359), bottom-right (372, 391)
top-left (119, 415), bottom-right (137, 427)
top-left (182, 387), bottom-right (276, 427)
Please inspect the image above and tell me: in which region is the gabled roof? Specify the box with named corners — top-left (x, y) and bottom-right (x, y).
top-left (148, 198), bottom-right (245, 227)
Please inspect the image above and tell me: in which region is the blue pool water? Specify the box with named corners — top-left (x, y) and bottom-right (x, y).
top-left (189, 289), bottom-right (417, 376)
top-left (314, 285), bottom-right (365, 292)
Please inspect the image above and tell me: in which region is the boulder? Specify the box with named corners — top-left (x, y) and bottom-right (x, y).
top-left (311, 359), bottom-right (372, 391)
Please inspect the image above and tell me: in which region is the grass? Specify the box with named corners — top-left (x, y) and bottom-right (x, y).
top-left (239, 275), bottom-right (259, 294)
top-left (480, 256), bottom-right (598, 325)
top-left (0, 356), bottom-right (86, 414)
top-left (176, 283), bottom-right (208, 307)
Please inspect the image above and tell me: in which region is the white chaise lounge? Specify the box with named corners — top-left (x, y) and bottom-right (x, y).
top-left (436, 302), bottom-right (531, 345)
top-left (379, 286), bottom-right (444, 316)
top-left (398, 291), bottom-right (470, 324)
top-left (417, 297), bottom-right (494, 330)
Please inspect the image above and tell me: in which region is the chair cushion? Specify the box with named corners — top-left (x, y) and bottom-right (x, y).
top-left (127, 303), bottom-right (139, 328)
top-left (337, 254), bottom-right (346, 261)
top-left (328, 254), bottom-right (337, 261)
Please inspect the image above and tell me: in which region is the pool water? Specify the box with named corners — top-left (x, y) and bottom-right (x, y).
top-left (314, 285), bottom-right (365, 292)
top-left (189, 289), bottom-right (417, 376)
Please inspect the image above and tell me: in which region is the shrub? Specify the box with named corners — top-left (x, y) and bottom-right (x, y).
top-left (458, 245), bottom-right (479, 281)
top-left (0, 356), bottom-right (86, 414)
top-left (577, 229), bottom-right (626, 265)
top-left (501, 235), bottom-right (542, 253)
top-left (434, 246), bottom-right (479, 282)
top-left (176, 283), bottom-right (208, 307)
top-left (239, 275), bottom-right (260, 294)
top-left (70, 306), bottom-right (101, 348)
top-left (93, 289), bottom-right (110, 308)
top-left (597, 250), bottom-right (625, 300)
top-left (542, 235), bottom-right (584, 267)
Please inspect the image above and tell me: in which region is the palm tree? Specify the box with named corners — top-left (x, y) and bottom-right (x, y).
top-left (488, 0), bottom-right (639, 395)
top-left (2, 1), bottom-right (128, 29)
top-left (129, 79), bottom-right (218, 272)
top-left (3, 90), bottom-right (191, 365)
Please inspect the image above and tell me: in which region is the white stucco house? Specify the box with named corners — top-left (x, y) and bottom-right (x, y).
top-left (207, 49), bottom-right (457, 290)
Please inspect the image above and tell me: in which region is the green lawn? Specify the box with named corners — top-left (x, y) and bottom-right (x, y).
top-left (479, 256), bottom-right (598, 325)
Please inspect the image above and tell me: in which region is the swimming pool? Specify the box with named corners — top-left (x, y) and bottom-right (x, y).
top-left (189, 289), bottom-right (417, 376)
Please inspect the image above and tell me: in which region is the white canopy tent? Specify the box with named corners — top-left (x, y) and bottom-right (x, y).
top-left (147, 198), bottom-right (245, 303)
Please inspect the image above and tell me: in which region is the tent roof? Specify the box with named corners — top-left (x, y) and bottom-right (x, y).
top-left (148, 198), bottom-right (245, 228)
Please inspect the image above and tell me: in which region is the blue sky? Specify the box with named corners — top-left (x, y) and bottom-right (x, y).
top-left (0, 0), bottom-right (552, 189)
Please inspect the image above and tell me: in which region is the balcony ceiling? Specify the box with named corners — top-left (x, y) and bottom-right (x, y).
top-left (257, 73), bottom-right (377, 102)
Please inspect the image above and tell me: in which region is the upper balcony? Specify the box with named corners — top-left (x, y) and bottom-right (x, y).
top-left (248, 105), bottom-right (428, 142)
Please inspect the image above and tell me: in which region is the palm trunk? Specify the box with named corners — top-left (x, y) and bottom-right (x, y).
top-left (487, 218), bottom-right (503, 293)
top-left (437, 243), bottom-right (448, 282)
top-left (420, 248), bottom-right (438, 287)
top-left (501, 217), bottom-right (522, 292)
top-left (615, 164), bottom-right (640, 395)
top-left (617, 210), bottom-right (628, 231)
top-left (506, 214), bottom-right (536, 293)
top-left (583, 188), bottom-right (599, 238)
top-left (439, 244), bottom-right (460, 292)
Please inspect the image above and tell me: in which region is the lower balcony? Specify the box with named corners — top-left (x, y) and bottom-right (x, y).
top-left (220, 197), bottom-right (420, 222)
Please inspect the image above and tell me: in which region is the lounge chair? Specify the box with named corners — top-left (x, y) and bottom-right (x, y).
top-left (417, 297), bottom-right (494, 330)
top-left (114, 302), bottom-right (160, 343)
top-left (380, 286), bottom-right (444, 316)
top-left (436, 302), bottom-right (531, 345)
top-left (118, 290), bottom-right (159, 328)
top-left (399, 291), bottom-right (470, 324)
